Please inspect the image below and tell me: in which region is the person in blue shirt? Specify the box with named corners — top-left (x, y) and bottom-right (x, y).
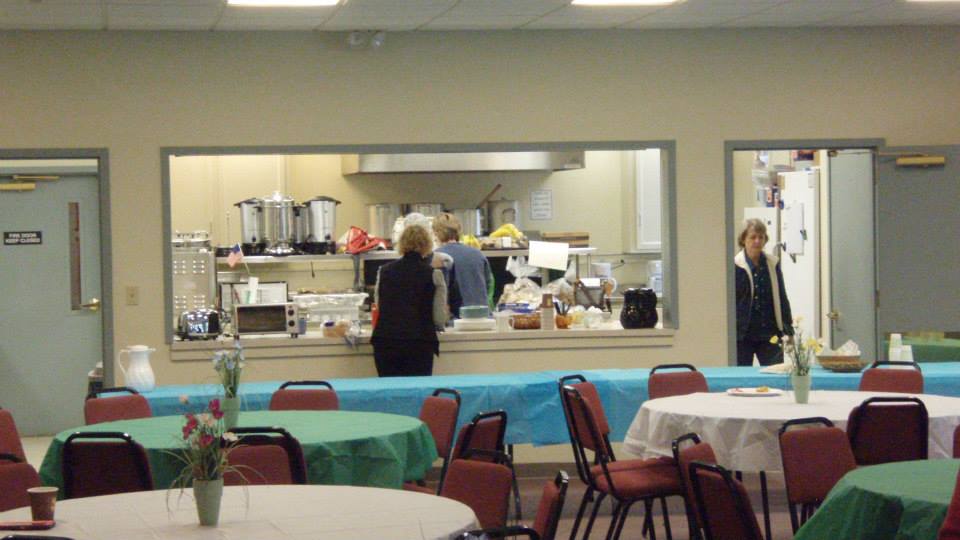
top-left (432, 213), bottom-right (493, 318)
top-left (734, 218), bottom-right (794, 366)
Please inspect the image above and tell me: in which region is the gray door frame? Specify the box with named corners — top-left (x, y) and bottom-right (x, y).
top-left (0, 148), bottom-right (114, 384)
top-left (723, 139), bottom-right (884, 365)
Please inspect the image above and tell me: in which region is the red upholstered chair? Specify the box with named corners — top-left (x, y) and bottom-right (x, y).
top-left (457, 470), bottom-right (569, 540)
top-left (778, 417), bottom-right (857, 533)
top-left (0, 453), bottom-right (41, 512)
top-left (404, 388), bottom-right (461, 494)
top-left (83, 387), bottom-right (152, 425)
top-left (223, 427), bottom-right (307, 486)
top-left (847, 396), bottom-right (928, 465)
top-left (0, 408), bottom-right (27, 462)
top-left (62, 431), bottom-right (154, 499)
top-left (649, 364), bottom-right (709, 400)
top-left (939, 466), bottom-right (960, 540)
top-left (449, 410), bottom-right (522, 521)
top-left (672, 432), bottom-right (718, 540)
top-left (689, 461), bottom-right (763, 540)
top-left (268, 380), bottom-right (339, 411)
top-left (953, 425), bottom-right (960, 459)
top-left (440, 449), bottom-right (515, 530)
top-left (560, 378), bottom-right (682, 540)
top-left (858, 361), bottom-right (924, 393)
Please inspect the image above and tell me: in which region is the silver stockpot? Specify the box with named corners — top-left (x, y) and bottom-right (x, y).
top-left (261, 191), bottom-right (296, 255)
top-left (367, 203), bottom-right (402, 240)
top-left (234, 198), bottom-right (263, 245)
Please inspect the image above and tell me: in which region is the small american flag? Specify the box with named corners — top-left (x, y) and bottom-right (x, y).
top-left (226, 243), bottom-right (244, 268)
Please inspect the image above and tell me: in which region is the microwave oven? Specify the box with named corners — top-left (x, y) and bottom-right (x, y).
top-left (234, 303), bottom-right (299, 337)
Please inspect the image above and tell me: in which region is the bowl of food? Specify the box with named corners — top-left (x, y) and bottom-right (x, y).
top-left (817, 355), bottom-right (866, 372)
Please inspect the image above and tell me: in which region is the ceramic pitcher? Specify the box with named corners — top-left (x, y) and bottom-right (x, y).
top-left (118, 345), bottom-right (156, 392)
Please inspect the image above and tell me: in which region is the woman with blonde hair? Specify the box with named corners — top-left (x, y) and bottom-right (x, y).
top-left (371, 224), bottom-right (448, 376)
top-left (734, 218), bottom-right (793, 366)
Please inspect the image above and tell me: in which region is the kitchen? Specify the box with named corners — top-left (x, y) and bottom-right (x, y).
top-left (167, 145), bottom-right (675, 374)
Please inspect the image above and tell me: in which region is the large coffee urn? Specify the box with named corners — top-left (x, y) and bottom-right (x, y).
top-left (261, 191), bottom-right (297, 256)
top-left (234, 197), bottom-right (264, 255)
top-left (303, 196), bottom-right (340, 254)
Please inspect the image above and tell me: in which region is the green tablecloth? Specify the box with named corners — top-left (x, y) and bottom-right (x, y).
top-left (795, 459), bottom-right (959, 540)
top-left (38, 411), bottom-right (438, 491)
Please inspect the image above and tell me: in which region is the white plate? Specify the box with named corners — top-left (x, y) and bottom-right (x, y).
top-left (726, 387), bottom-right (784, 397)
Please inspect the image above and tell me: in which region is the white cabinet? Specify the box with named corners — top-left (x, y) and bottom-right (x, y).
top-left (634, 149), bottom-right (662, 252)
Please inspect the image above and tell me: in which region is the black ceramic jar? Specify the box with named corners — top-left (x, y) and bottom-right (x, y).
top-left (620, 287), bottom-right (658, 329)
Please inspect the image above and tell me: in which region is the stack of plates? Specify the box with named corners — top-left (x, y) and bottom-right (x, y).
top-left (453, 318), bottom-right (496, 332)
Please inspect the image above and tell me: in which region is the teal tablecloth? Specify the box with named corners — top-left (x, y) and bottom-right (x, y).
top-left (38, 411), bottom-right (437, 491)
top-left (795, 459), bottom-right (959, 540)
top-left (140, 362), bottom-right (960, 446)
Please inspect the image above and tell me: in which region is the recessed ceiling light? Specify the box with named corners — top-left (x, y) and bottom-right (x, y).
top-left (571, 0), bottom-right (679, 5)
top-left (227, 0), bottom-right (339, 6)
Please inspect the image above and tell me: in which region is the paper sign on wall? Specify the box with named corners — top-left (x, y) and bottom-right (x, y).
top-left (528, 240), bottom-right (569, 270)
top-left (530, 189), bottom-right (553, 220)
top-left (781, 203), bottom-right (804, 255)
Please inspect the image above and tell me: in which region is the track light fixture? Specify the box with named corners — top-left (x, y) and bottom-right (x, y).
top-left (347, 30), bottom-right (386, 50)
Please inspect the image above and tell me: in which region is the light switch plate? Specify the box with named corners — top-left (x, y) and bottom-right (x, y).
top-left (125, 286), bottom-right (139, 306)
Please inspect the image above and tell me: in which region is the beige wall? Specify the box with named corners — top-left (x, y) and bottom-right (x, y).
top-left (2, 28), bottom-right (959, 384)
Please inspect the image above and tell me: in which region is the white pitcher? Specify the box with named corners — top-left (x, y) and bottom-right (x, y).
top-left (118, 345), bottom-right (156, 392)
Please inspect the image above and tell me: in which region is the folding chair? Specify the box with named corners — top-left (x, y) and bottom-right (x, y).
top-left (457, 470), bottom-right (569, 540)
top-left (858, 361), bottom-right (924, 393)
top-left (560, 379), bottom-right (681, 540)
top-left (83, 387), bottom-right (152, 425)
top-left (939, 466), bottom-right (960, 540)
top-left (671, 433), bottom-right (718, 540)
top-left (0, 453), bottom-right (40, 512)
top-left (689, 461), bottom-right (763, 540)
top-left (648, 364), bottom-right (708, 400)
top-left (847, 396), bottom-right (928, 465)
top-left (450, 410), bottom-right (522, 522)
top-left (268, 380), bottom-right (339, 411)
top-left (62, 431), bottom-right (153, 499)
top-left (404, 388), bottom-right (461, 494)
top-left (778, 417), bottom-right (857, 533)
top-left (0, 408), bottom-right (27, 462)
top-left (440, 449), bottom-right (515, 530)
top-left (223, 426), bottom-right (307, 485)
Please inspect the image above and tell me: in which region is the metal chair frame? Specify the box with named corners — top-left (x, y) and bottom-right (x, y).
top-left (689, 461), bottom-right (763, 540)
top-left (226, 426), bottom-right (307, 485)
top-left (777, 417), bottom-right (844, 533)
top-left (847, 396), bottom-right (928, 464)
top-left (422, 388), bottom-right (462, 494)
top-left (62, 431), bottom-right (153, 499)
top-left (457, 470), bottom-right (570, 540)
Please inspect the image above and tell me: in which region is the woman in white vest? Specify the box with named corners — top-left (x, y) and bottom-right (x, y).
top-left (734, 218), bottom-right (794, 366)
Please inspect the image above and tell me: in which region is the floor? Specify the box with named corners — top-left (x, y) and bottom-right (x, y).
top-left (24, 436), bottom-right (797, 539)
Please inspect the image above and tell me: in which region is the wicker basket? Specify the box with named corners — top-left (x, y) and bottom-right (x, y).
top-left (510, 313), bottom-right (541, 330)
top-left (817, 355), bottom-right (866, 372)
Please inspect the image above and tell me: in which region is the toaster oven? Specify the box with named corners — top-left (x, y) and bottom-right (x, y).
top-left (234, 303), bottom-right (299, 337)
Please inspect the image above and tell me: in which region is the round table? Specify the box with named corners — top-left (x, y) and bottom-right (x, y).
top-left (0, 484), bottom-right (477, 539)
top-left (38, 411), bottom-right (438, 490)
top-left (623, 390), bottom-right (960, 472)
top-left (794, 459), bottom-right (959, 540)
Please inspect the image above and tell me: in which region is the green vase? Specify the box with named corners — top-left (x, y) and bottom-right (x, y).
top-left (193, 477), bottom-right (223, 526)
top-left (791, 373), bottom-right (811, 404)
top-left (222, 396), bottom-right (240, 430)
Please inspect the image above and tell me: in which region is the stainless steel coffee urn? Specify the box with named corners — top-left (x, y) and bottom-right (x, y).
top-left (261, 191), bottom-right (297, 256)
top-left (303, 196), bottom-right (340, 254)
top-left (234, 198), bottom-right (264, 255)
top-left (367, 203), bottom-right (402, 244)
top-left (451, 208), bottom-right (485, 237)
top-left (407, 202), bottom-right (444, 217)
top-left (292, 204), bottom-right (309, 252)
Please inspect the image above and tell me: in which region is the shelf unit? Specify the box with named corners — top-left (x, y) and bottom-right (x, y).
top-left (216, 247), bottom-right (595, 264)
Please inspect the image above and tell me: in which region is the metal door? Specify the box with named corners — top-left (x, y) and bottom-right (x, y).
top-left (827, 150), bottom-right (877, 361)
top-left (0, 168), bottom-right (103, 435)
top-left (876, 145), bottom-right (960, 357)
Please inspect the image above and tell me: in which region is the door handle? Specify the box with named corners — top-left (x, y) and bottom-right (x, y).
top-left (80, 298), bottom-right (100, 312)
top-left (826, 310), bottom-right (840, 321)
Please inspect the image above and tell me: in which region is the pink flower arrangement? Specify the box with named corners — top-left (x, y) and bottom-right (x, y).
top-left (170, 398), bottom-right (238, 485)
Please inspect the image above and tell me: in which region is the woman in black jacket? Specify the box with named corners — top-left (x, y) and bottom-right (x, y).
top-left (734, 218), bottom-right (793, 366)
top-left (371, 224), bottom-right (448, 376)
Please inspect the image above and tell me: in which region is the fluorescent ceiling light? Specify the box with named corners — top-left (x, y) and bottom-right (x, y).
top-left (571, 0), bottom-right (679, 5)
top-left (227, 0), bottom-right (339, 6)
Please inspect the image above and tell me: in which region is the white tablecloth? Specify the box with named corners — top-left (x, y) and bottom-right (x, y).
top-left (623, 390), bottom-right (960, 472)
top-left (0, 485), bottom-right (477, 539)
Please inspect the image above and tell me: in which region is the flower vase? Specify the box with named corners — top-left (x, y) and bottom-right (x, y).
top-left (193, 477), bottom-right (223, 526)
top-left (791, 373), bottom-right (811, 404)
top-left (221, 396), bottom-right (240, 430)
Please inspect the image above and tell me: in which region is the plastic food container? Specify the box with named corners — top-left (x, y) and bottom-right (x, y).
top-left (459, 305), bottom-right (490, 319)
top-left (292, 293), bottom-right (368, 324)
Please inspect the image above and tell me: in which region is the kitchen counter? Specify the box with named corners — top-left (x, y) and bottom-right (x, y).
top-left (170, 322), bottom-right (674, 363)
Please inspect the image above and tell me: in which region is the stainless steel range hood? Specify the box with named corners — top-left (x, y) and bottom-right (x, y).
top-left (341, 151), bottom-right (584, 175)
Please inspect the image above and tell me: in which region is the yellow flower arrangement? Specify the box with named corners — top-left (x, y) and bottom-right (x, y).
top-left (770, 317), bottom-right (823, 377)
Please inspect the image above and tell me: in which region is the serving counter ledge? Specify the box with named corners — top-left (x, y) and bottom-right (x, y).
top-left (170, 324), bottom-right (675, 362)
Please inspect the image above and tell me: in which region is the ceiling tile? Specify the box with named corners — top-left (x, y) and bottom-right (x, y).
top-left (107, 3), bottom-right (221, 30)
top-left (0, 1), bottom-right (102, 30)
